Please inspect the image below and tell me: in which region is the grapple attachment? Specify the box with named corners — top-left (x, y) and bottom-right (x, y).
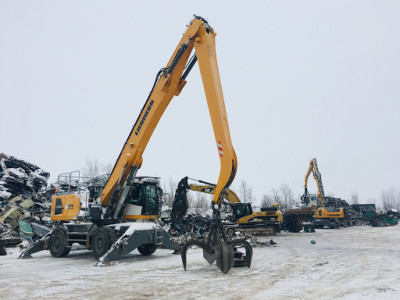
top-left (180, 220), bottom-right (252, 274)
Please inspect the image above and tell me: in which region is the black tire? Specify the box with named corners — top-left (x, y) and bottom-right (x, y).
top-left (225, 227), bottom-right (235, 238)
top-left (92, 227), bottom-right (117, 259)
top-left (137, 243), bottom-right (157, 256)
top-left (49, 227), bottom-right (71, 258)
top-left (0, 241), bottom-right (7, 256)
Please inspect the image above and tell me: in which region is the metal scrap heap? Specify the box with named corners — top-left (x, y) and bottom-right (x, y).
top-left (0, 153), bottom-right (51, 250)
top-left (0, 153), bottom-right (49, 201)
top-left (323, 197), bottom-right (366, 226)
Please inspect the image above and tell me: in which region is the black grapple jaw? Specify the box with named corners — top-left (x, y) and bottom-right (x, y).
top-left (231, 239), bottom-right (253, 268)
top-left (180, 221), bottom-right (252, 274)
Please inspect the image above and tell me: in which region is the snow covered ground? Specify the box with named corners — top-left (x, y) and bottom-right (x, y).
top-left (1, 226), bottom-right (399, 300)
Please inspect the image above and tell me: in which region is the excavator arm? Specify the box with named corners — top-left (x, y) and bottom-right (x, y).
top-left (101, 16), bottom-right (237, 217)
top-left (170, 177), bottom-right (240, 224)
top-left (303, 158), bottom-right (325, 207)
top-left (188, 179), bottom-right (241, 204)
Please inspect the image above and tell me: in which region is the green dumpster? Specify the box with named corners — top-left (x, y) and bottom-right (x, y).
top-left (383, 218), bottom-right (399, 226)
top-left (304, 224), bottom-right (315, 232)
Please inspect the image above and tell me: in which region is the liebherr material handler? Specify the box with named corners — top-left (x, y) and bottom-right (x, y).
top-left (21, 16), bottom-right (252, 274)
top-left (301, 158), bottom-right (344, 228)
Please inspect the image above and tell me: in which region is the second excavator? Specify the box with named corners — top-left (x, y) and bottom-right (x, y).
top-left (170, 177), bottom-right (282, 236)
top-left (301, 158), bottom-right (344, 228)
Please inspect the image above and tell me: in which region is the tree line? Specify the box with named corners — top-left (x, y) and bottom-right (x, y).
top-left (80, 159), bottom-right (400, 212)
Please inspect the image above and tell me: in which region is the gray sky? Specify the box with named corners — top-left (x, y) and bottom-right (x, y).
top-left (1, 1), bottom-right (399, 204)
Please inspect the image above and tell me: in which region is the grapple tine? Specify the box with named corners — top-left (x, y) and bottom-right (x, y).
top-left (181, 239), bottom-right (213, 271)
top-left (215, 240), bottom-right (234, 274)
top-left (231, 239), bottom-right (253, 268)
top-left (203, 247), bottom-right (217, 265)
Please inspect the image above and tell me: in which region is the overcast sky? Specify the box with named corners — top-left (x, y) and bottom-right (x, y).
top-left (1, 1), bottom-right (399, 205)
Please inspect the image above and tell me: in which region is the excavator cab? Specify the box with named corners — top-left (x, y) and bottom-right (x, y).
top-left (122, 177), bottom-right (163, 219)
top-left (125, 185), bottom-right (160, 216)
top-left (50, 171), bottom-right (83, 221)
top-left (302, 194), bottom-right (319, 207)
top-left (232, 203), bottom-right (253, 221)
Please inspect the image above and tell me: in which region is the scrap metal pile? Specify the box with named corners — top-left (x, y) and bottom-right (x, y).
top-left (372, 209), bottom-right (400, 227)
top-left (0, 154), bottom-right (51, 251)
top-left (282, 197), bottom-right (370, 232)
top-left (165, 212), bottom-right (213, 240)
top-left (323, 197), bottom-right (366, 227)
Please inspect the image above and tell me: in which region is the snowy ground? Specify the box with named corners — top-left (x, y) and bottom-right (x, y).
top-left (1, 226), bottom-right (399, 300)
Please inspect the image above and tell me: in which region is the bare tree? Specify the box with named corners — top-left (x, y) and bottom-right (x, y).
top-left (162, 182), bottom-right (173, 207)
top-left (238, 180), bottom-right (255, 204)
top-left (82, 159), bottom-right (100, 179)
top-left (350, 193), bottom-right (359, 204)
top-left (238, 180), bottom-right (249, 202)
top-left (101, 162), bottom-right (113, 175)
top-left (380, 188), bottom-right (400, 211)
top-left (271, 188), bottom-right (281, 203)
top-left (279, 184), bottom-right (295, 210)
top-left (82, 159), bottom-right (114, 180)
top-left (186, 192), bottom-right (194, 209)
top-left (193, 192), bottom-right (209, 215)
top-left (248, 188), bottom-right (255, 204)
top-left (260, 194), bottom-right (273, 208)
top-left (162, 178), bottom-right (177, 208)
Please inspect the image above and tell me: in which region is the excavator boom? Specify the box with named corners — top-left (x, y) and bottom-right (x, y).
top-left (101, 16), bottom-right (237, 213)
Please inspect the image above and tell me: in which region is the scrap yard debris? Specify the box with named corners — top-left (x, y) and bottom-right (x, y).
top-left (0, 153), bottom-right (49, 201)
top-left (0, 151), bottom-right (398, 260)
top-left (0, 153), bottom-right (51, 249)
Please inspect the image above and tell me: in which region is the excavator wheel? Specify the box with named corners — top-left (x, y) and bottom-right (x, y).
top-left (137, 243), bottom-right (157, 256)
top-left (92, 227), bottom-right (117, 259)
top-left (49, 227), bottom-right (71, 258)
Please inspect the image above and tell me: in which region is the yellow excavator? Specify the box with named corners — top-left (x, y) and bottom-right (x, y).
top-left (21, 16), bottom-right (252, 274)
top-left (171, 177), bottom-right (282, 236)
top-left (302, 158), bottom-right (344, 228)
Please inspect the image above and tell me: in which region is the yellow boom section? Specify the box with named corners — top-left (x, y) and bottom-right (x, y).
top-left (304, 158), bottom-right (325, 207)
top-left (188, 184), bottom-right (241, 204)
top-left (101, 17), bottom-right (237, 207)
